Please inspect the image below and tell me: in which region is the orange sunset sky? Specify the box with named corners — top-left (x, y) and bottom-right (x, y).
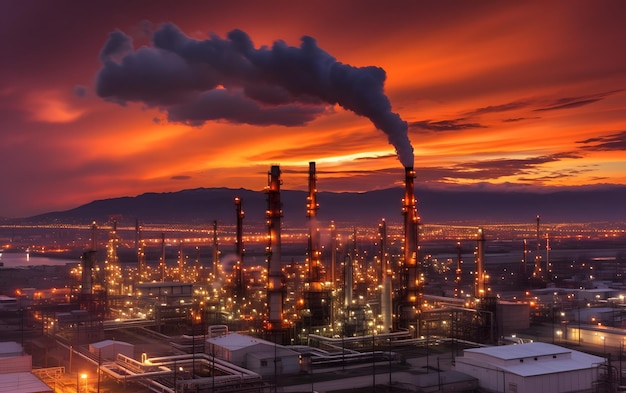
top-left (1, 1), bottom-right (625, 218)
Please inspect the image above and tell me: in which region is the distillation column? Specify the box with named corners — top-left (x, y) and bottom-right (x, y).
top-left (401, 167), bottom-right (420, 327)
top-left (266, 165), bottom-right (284, 333)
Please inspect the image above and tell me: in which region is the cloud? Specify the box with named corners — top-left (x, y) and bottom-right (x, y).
top-left (410, 118), bottom-right (487, 132)
top-left (577, 131), bottom-right (626, 151)
top-left (465, 101), bottom-right (530, 116)
top-left (96, 23), bottom-right (413, 166)
top-left (534, 89), bottom-right (622, 112)
top-left (502, 117), bottom-right (540, 123)
top-left (99, 30), bottom-right (134, 62)
top-left (171, 175), bottom-right (191, 180)
top-left (417, 153), bottom-right (583, 182)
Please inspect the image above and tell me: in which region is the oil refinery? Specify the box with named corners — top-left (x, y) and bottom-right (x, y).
top-left (1, 162), bottom-right (626, 393)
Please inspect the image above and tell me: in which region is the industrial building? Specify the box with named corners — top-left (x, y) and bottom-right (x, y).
top-left (0, 342), bottom-right (52, 393)
top-left (455, 342), bottom-right (604, 393)
top-left (206, 332), bottom-right (301, 377)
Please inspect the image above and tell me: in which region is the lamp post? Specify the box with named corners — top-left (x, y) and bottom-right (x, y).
top-left (77, 373), bottom-right (87, 393)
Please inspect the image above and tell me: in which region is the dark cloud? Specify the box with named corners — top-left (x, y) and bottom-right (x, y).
top-left (577, 131), bottom-right (626, 151)
top-left (99, 30), bottom-right (134, 62)
top-left (410, 119), bottom-right (486, 132)
top-left (502, 117), bottom-right (540, 123)
top-left (534, 89), bottom-right (622, 112)
top-left (466, 101), bottom-right (530, 116)
top-left (96, 23), bottom-right (413, 166)
top-left (171, 175), bottom-right (191, 180)
top-left (419, 153), bottom-right (584, 182)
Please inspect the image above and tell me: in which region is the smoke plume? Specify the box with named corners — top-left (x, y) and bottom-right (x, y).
top-left (96, 23), bottom-right (414, 167)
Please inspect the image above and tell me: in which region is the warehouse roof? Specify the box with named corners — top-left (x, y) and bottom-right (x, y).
top-left (0, 372), bottom-right (52, 393)
top-left (460, 342), bottom-right (604, 377)
top-left (207, 333), bottom-right (274, 351)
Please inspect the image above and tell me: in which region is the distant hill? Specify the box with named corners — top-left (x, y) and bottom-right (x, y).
top-left (15, 186), bottom-right (626, 227)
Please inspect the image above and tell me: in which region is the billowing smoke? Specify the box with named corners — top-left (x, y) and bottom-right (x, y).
top-left (96, 23), bottom-right (414, 167)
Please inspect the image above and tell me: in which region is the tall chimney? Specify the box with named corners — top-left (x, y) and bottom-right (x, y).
top-left (307, 162), bottom-right (321, 282)
top-left (234, 197), bottom-right (245, 300)
top-left (90, 221), bottom-right (98, 252)
top-left (81, 251), bottom-right (95, 295)
top-left (533, 215), bottom-right (543, 280)
top-left (136, 220), bottom-right (146, 281)
top-left (178, 241), bottom-right (185, 281)
top-left (455, 242), bottom-right (462, 298)
top-left (401, 167), bottom-right (419, 324)
top-left (475, 228), bottom-right (486, 298)
top-left (266, 165), bottom-right (284, 332)
top-left (330, 221), bottom-right (337, 287)
top-left (344, 253), bottom-right (353, 309)
top-left (380, 219), bottom-right (392, 333)
top-left (212, 220), bottom-right (219, 279)
top-left (545, 233), bottom-right (550, 276)
top-left (160, 233), bottom-right (166, 281)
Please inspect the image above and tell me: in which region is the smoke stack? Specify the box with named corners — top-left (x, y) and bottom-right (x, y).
top-left (178, 241), bottom-right (185, 281)
top-left (330, 221), bottom-right (337, 287)
top-left (455, 242), bottom-right (462, 298)
top-left (81, 251), bottom-right (95, 295)
top-left (234, 197), bottom-right (245, 299)
top-left (307, 162), bottom-right (321, 282)
top-left (90, 221), bottom-right (98, 251)
top-left (533, 215), bottom-right (543, 280)
top-left (212, 220), bottom-right (219, 279)
top-left (136, 220), bottom-right (146, 281)
top-left (475, 228), bottom-right (486, 298)
top-left (160, 233), bottom-right (166, 281)
top-left (344, 253), bottom-right (353, 309)
top-left (266, 165), bottom-right (284, 331)
top-left (380, 219), bottom-right (392, 333)
top-left (401, 167), bottom-right (419, 324)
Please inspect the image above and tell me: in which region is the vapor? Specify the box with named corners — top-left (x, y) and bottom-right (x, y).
top-left (96, 23), bottom-right (413, 167)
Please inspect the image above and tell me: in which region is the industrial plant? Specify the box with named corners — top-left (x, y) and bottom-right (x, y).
top-left (1, 162), bottom-right (626, 393)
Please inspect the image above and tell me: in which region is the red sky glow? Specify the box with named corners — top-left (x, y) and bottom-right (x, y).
top-left (1, 1), bottom-right (625, 218)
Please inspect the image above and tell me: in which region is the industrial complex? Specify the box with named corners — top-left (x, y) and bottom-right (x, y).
top-left (1, 162), bottom-right (626, 393)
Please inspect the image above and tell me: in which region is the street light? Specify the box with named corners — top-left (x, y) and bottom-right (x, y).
top-left (78, 373), bottom-right (87, 393)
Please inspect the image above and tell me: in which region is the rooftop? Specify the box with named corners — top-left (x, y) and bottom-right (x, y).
top-left (459, 342), bottom-right (605, 377)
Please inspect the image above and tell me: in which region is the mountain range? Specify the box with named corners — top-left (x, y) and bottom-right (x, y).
top-left (14, 186), bottom-right (626, 227)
